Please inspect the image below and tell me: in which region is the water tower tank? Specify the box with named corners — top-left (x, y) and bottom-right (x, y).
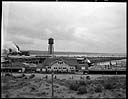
top-left (48, 38), bottom-right (54, 44)
top-left (48, 38), bottom-right (54, 55)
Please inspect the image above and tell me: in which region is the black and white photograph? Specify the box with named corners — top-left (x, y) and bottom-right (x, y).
top-left (1, 2), bottom-right (126, 98)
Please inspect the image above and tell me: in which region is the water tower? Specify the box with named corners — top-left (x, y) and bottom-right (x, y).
top-left (48, 38), bottom-right (54, 55)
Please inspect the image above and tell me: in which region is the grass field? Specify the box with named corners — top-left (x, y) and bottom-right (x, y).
top-left (1, 73), bottom-right (126, 98)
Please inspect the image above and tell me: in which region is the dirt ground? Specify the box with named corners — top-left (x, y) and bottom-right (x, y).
top-left (1, 73), bottom-right (126, 98)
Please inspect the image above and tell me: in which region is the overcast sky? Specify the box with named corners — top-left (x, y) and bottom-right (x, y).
top-left (2, 2), bottom-right (126, 53)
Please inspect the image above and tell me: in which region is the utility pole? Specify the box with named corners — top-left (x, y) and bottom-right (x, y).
top-left (51, 71), bottom-right (54, 98)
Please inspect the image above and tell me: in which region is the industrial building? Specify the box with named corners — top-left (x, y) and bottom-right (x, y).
top-left (1, 56), bottom-right (89, 73)
top-left (1, 38), bottom-right (126, 74)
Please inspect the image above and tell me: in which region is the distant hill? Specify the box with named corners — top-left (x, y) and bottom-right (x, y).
top-left (26, 50), bottom-right (126, 57)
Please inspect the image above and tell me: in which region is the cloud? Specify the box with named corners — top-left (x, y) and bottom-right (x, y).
top-left (4, 33), bottom-right (34, 45)
top-left (2, 2), bottom-right (126, 53)
top-left (73, 27), bottom-right (100, 42)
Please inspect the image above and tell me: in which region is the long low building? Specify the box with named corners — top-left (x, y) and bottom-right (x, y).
top-left (2, 55), bottom-right (47, 65)
top-left (1, 55), bottom-right (126, 74)
top-left (1, 56), bottom-right (89, 73)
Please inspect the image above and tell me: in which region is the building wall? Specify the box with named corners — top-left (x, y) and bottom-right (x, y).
top-left (46, 61), bottom-right (75, 72)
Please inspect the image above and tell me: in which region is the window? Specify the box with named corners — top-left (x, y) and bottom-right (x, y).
top-left (70, 67), bottom-right (74, 69)
top-left (58, 61), bottom-right (63, 64)
top-left (48, 67), bottom-right (51, 69)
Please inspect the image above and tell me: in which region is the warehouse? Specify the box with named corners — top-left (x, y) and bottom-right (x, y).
top-left (43, 57), bottom-right (89, 73)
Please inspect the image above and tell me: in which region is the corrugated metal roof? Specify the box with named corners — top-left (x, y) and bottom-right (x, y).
top-left (43, 57), bottom-right (59, 66)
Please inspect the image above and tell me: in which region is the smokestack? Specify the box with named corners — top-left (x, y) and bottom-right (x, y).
top-left (3, 41), bottom-right (20, 53)
top-left (14, 43), bottom-right (21, 52)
